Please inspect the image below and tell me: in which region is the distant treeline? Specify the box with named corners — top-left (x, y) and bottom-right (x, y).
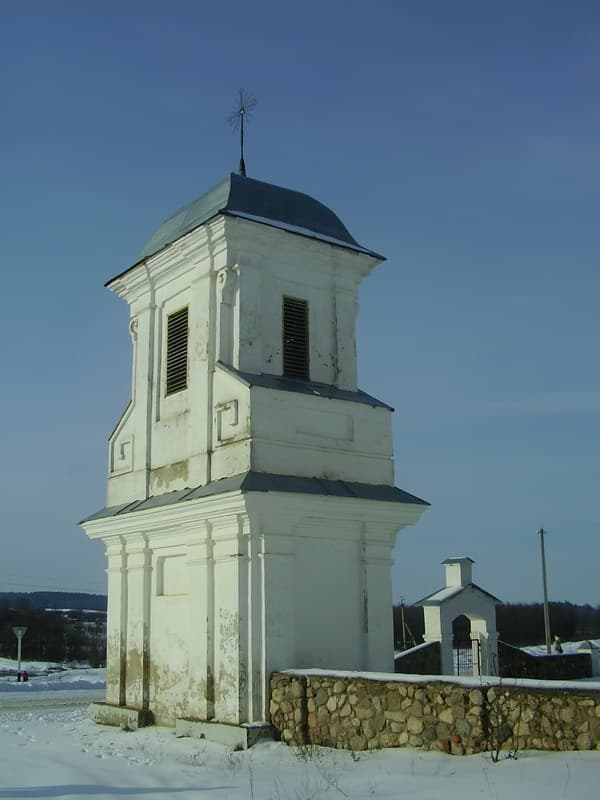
top-left (0, 606), bottom-right (106, 666)
top-left (394, 601), bottom-right (600, 649)
top-left (0, 592), bottom-right (107, 612)
top-left (0, 592), bottom-right (108, 665)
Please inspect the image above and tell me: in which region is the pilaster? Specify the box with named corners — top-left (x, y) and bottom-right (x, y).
top-left (124, 534), bottom-right (152, 710)
top-left (333, 287), bottom-right (358, 390)
top-left (211, 513), bottom-right (248, 724)
top-left (105, 537), bottom-right (127, 706)
top-left (186, 524), bottom-right (214, 720)
top-left (362, 530), bottom-right (394, 671)
top-left (259, 528), bottom-right (296, 689)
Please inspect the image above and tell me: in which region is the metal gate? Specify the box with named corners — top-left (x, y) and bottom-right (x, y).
top-left (454, 639), bottom-right (480, 676)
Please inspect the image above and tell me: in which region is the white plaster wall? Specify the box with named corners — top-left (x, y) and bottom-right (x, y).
top-left (210, 369), bottom-right (396, 485)
top-left (106, 220), bottom-right (228, 506)
top-left (292, 521), bottom-right (364, 669)
top-left (250, 387), bottom-right (394, 485)
top-left (149, 589), bottom-right (189, 723)
top-left (444, 560), bottom-right (473, 588)
top-left (211, 366), bottom-right (251, 481)
top-left (423, 606), bottom-right (444, 640)
top-left (86, 203), bottom-right (428, 729)
top-left (83, 486), bottom-right (426, 725)
top-left (438, 590), bottom-right (498, 639)
top-left (230, 220), bottom-right (372, 387)
top-left (105, 216), bottom-right (379, 507)
top-left (423, 588), bottom-right (499, 676)
top-left (249, 491), bottom-right (425, 681)
top-left (104, 538), bottom-right (126, 706)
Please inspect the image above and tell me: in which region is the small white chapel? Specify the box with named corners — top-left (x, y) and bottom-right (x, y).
top-left (80, 169), bottom-right (429, 738)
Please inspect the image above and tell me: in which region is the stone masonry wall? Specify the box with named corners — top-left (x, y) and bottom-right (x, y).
top-left (270, 671), bottom-right (600, 755)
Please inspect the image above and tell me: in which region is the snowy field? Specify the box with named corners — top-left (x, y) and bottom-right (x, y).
top-left (0, 660), bottom-right (598, 799)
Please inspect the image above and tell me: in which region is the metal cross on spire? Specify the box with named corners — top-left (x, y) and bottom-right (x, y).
top-left (228, 88), bottom-right (257, 177)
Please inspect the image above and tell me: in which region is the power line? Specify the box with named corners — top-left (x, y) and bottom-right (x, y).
top-left (0, 576), bottom-right (106, 595)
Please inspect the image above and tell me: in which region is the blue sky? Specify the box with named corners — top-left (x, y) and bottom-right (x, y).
top-left (1, 1), bottom-right (598, 607)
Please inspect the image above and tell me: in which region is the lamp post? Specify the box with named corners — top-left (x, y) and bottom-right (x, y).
top-left (12, 627), bottom-right (28, 679)
top-left (538, 528), bottom-right (551, 655)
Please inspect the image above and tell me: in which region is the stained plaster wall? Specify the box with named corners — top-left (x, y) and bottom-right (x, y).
top-left (86, 488), bottom-right (423, 726)
top-left (84, 207), bottom-right (427, 728)
top-left (106, 216), bottom-right (378, 508)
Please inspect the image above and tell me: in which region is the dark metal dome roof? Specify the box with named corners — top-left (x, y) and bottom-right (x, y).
top-left (137, 172), bottom-right (382, 262)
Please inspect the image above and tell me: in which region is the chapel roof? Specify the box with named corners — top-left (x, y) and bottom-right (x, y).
top-left (416, 583), bottom-right (501, 606)
top-left (136, 172), bottom-right (383, 264)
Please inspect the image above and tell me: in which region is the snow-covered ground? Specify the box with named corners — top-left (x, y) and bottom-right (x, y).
top-left (0, 660), bottom-right (598, 799)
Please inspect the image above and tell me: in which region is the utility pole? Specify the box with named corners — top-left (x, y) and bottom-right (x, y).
top-left (538, 528), bottom-right (551, 654)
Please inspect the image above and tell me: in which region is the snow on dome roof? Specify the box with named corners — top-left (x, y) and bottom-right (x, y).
top-left (137, 172), bottom-right (383, 263)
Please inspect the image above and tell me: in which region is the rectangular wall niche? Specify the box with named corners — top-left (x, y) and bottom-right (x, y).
top-left (110, 436), bottom-right (133, 474)
top-left (156, 554), bottom-right (188, 596)
top-left (296, 409), bottom-right (353, 441)
top-left (216, 399), bottom-right (239, 442)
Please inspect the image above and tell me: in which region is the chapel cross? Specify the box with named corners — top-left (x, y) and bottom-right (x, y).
top-left (228, 88), bottom-right (257, 177)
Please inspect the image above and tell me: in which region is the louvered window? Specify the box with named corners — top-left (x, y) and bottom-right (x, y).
top-left (283, 297), bottom-right (309, 380)
top-left (165, 307), bottom-right (188, 395)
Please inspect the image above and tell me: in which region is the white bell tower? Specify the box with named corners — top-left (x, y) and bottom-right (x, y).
top-left (81, 173), bottom-right (428, 734)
